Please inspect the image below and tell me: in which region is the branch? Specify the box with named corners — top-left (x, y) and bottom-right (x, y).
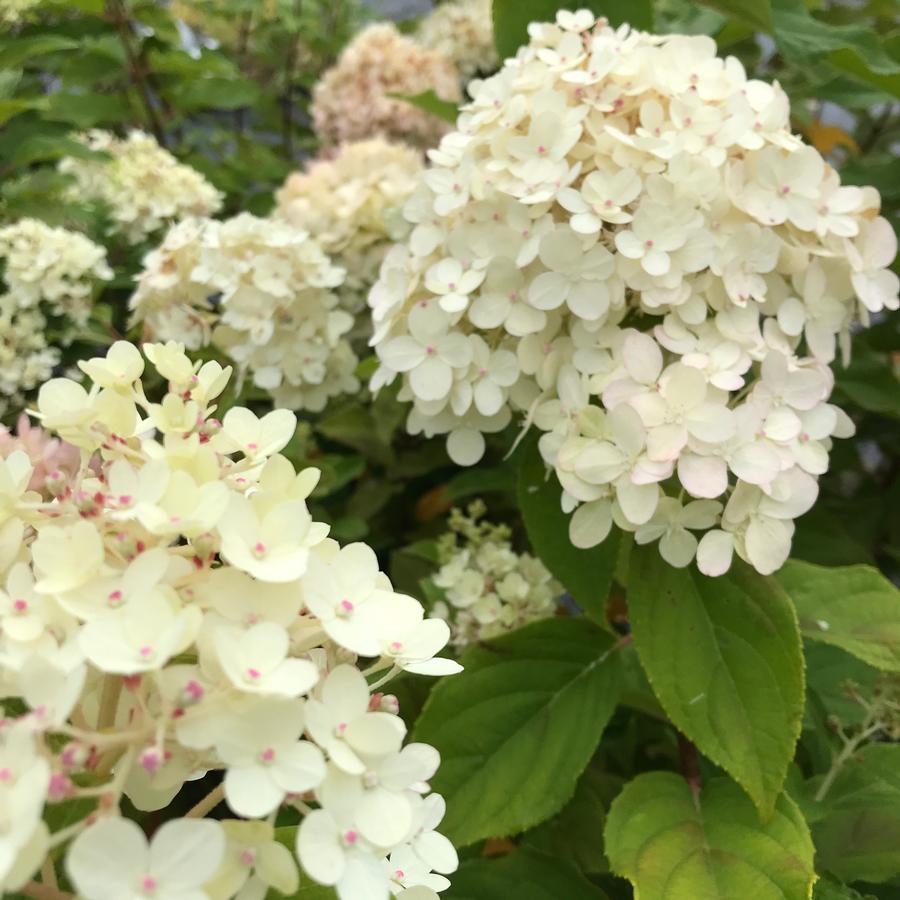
top-left (105, 0), bottom-right (168, 146)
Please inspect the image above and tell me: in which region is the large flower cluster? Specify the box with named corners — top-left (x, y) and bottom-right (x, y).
top-left (130, 213), bottom-right (360, 412)
top-left (275, 139), bottom-right (425, 314)
top-left (0, 340), bottom-right (460, 900)
top-left (431, 502), bottom-right (560, 646)
top-left (60, 130), bottom-right (223, 244)
top-left (0, 218), bottom-right (112, 416)
top-left (416, 0), bottom-right (498, 80)
top-left (369, 10), bottom-right (899, 577)
top-left (311, 23), bottom-right (462, 148)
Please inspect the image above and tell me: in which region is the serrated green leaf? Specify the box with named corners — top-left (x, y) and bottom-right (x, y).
top-left (413, 617), bottom-right (623, 846)
top-left (812, 744), bottom-right (900, 884)
top-left (606, 773), bottom-right (816, 899)
top-left (778, 560), bottom-right (900, 672)
top-left (492, 0), bottom-right (653, 61)
top-left (772, 0), bottom-right (900, 97)
top-left (523, 765), bottom-right (623, 874)
top-left (627, 547), bottom-right (805, 817)
top-left (388, 90), bottom-right (458, 124)
top-left (446, 847), bottom-right (610, 899)
top-left (517, 438), bottom-right (620, 625)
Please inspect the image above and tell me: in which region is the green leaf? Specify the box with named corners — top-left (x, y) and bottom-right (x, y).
top-left (778, 560), bottom-right (900, 672)
top-left (812, 744), bottom-right (900, 884)
top-left (698, 0), bottom-right (772, 32)
top-left (413, 617), bottom-right (623, 846)
top-left (814, 877), bottom-right (877, 900)
top-left (443, 465), bottom-right (515, 503)
top-left (517, 438), bottom-right (620, 625)
top-left (173, 77), bottom-right (262, 111)
top-left (804, 643), bottom-right (879, 728)
top-left (606, 773), bottom-right (816, 899)
top-left (0, 97), bottom-right (47, 126)
top-left (388, 90), bottom-right (458, 124)
top-left (772, 0), bottom-right (900, 97)
top-left (43, 92), bottom-right (133, 128)
top-left (523, 765), bottom-right (623, 874)
top-left (492, 0), bottom-right (653, 61)
top-left (446, 847), bottom-right (610, 899)
top-left (0, 34), bottom-right (79, 69)
top-left (627, 547), bottom-right (805, 817)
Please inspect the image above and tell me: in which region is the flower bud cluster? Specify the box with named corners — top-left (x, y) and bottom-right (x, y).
top-left (431, 502), bottom-right (560, 646)
top-left (60, 129), bottom-right (223, 244)
top-left (416, 0), bottom-right (498, 81)
top-left (130, 213), bottom-right (360, 412)
top-left (0, 340), bottom-right (460, 900)
top-left (311, 23), bottom-right (462, 148)
top-left (369, 10), bottom-right (899, 576)
top-left (274, 138), bottom-right (425, 315)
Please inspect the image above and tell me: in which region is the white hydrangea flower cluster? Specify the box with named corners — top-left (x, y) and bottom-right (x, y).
top-left (311, 23), bottom-right (462, 148)
top-left (416, 0), bottom-right (498, 80)
top-left (431, 502), bottom-right (560, 646)
top-left (275, 139), bottom-right (425, 315)
top-left (130, 213), bottom-right (360, 412)
top-left (0, 217), bottom-right (112, 324)
top-left (0, 218), bottom-right (113, 416)
top-left (59, 130), bottom-right (223, 244)
top-left (0, 340), bottom-right (460, 900)
top-left (369, 10), bottom-right (899, 577)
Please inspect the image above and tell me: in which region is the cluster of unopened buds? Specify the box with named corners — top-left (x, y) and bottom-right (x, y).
top-left (0, 340), bottom-right (460, 899)
top-left (369, 9), bottom-right (899, 576)
top-left (431, 502), bottom-right (560, 646)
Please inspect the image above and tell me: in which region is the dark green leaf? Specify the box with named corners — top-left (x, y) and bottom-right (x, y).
top-left (170, 77), bottom-right (262, 111)
top-left (0, 34), bottom-right (79, 69)
top-left (517, 438), bottom-right (620, 625)
top-left (813, 745), bottom-right (900, 884)
top-left (778, 560), bottom-right (900, 671)
top-left (627, 546), bottom-right (805, 817)
top-left (606, 773), bottom-right (816, 899)
top-left (413, 617), bottom-right (623, 846)
top-left (446, 847), bottom-right (610, 899)
top-left (699, 0), bottom-right (772, 32)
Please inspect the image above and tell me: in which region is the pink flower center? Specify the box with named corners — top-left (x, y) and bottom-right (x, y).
top-left (425, 345), bottom-right (435, 355)
top-left (395, 869), bottom-right (405, 880)
top-left (184, 680), bottom-right (204, 701)
top-left (246, 667), bottom-right (261, 680)
top-left (261, 747), bottom-right (276, 763)
top-left (0, 768), bottom-right (9, 781)
top-left (342, 829), bottom-right (358, 846)
top-left (338, 598), bottom-right (354, 616)
top-left (644, 239), bottom-right (654, 248)
top-left (253, 542), bottom-right (267, 558)
top-left (390, 641), bottom-right (403, 652)
top-left (118, 494), bottom-right (133, 505)
top-left (141, 876), bottom-right (157, 893)
top-left (537, 145), bottom-right (546, 154)
top-left (108, 590), bottom-right (123, 608)
top-left (139, 645), bottom-right (154, 659)
top-left (781, 185), bottom-right (791, 194)
top-left (12, 599), bottom-right (27, 613)
top-left (247, 442), bottom-right (258, 450)
top-left (240, 849), bottom-right (255, 866)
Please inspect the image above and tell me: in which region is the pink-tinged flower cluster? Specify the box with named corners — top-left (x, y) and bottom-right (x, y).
top-left (369, 10), bottom-right (898, 577)
top-left (274, 138), bottom-right (425, 313)
top-left (0, 415), bottom-right (81, 495)
top-left (311, 23), bottom-right (462, 148)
